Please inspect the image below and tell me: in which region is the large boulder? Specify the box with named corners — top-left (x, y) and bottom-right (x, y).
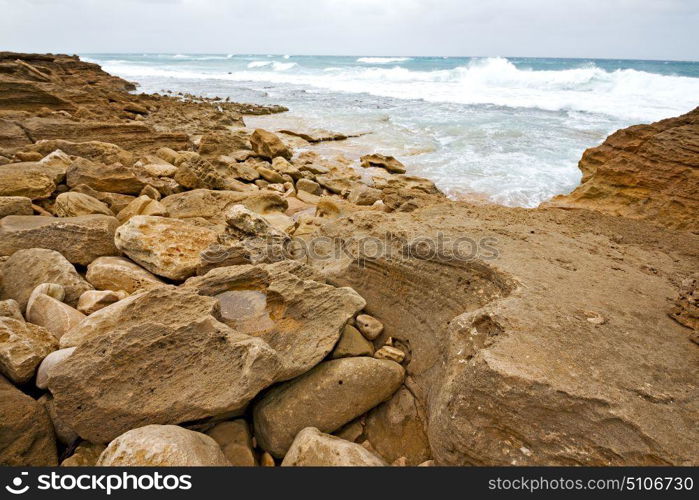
top-left (59, 286), bottom-right (217, 348)
top-left (0, 248), bottom-right (93, 310)
top-left (26, 289), bottom-right (85, 340)
top-left (253, 357), bottom-right (404, 457)
top-left (0, 162), bottom-right (58, 199)
top-left (0, 317), bottom-right (58, 384)
top-left (66, 157), bottom-right (145, 194)
top-left (282, 427), bottom-right (386, 466)
top-left (547, 107), bottom-right (699, 231)
top-left (0, 215), bottom-right (119, 265)
top-left (0, 375), bottom-right (58, 465)
top-left (360, 153), bottom-right (407, 174)
top-left (250, 129), bottom-right (292, 161)
top-left (53, 192), bottom-right (113, 217)
top-left (364, 386), bottom-right (432, 465)
top-left (184, 262), bottom-right (366, 380)
top-left (0, 196), bottom-right (33, 217)
top-left (85, 256), bottom-right (163, 293)
top-left (50, 315), bottom-right (280, 443)
top-left (161, 189), bottom-right (249, 223)
top-left (115, 216), bottom-right (218, 280)
top-left (96, 425), bottom-right (230, 466)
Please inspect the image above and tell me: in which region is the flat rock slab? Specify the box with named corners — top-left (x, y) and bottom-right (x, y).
top-left (253, 357), bottom-right (404, 457)
top-left (50, 316), bottom-right (280, 443)
top-left (115, 215), bottom-right (219, 280)
top-left (0, 214), bottom-right (119, 265)
top-left (1, 248), bottom-right (93, 311)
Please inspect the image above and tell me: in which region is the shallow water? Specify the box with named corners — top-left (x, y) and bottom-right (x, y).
top-left (83, 53), bottom-right (699, 207)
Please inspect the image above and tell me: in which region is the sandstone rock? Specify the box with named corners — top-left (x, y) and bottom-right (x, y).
top-left (316, 174), bottom-right (353, 195)
top-left (61, 442), bottom-right (105, 467)
top-left (51, 316), bottom-right (279, 443)
top-left (225, 205), bottom-right (277, 237)
top-left (25, 139), bottom-right (135, 167)
top-left (271, 157), bottom-right (300, 179)
top-left (70, 184), bottom-right (135, 213)
top-left (233, 159), bottom-right (261, 181)
top-left (0, 196), bottom-right (33, 217)
top-left (0, 162), bottom-right (57, 199)
top-left (547, 107), bottom-right (699, 231)
top-left (669, 274), bottom-right (698, 332)
top-left (142, 162), bottom-right (177, 177)
top-left (66, 157), bottom-right (145, 194)
top-left (96, 425), bottom-right (230, 466)
top-left (59, 286), bottom-right (217, 348)
top-left (198, 130), bottom-right (250, 156)
top-left (36, 347), bottom-right (75, 390)
top-left (364, 386), bottom-right (431, 465)
top-left (0, 299), bottom-right (23, 321)
top-left (40, 393), bottom-right (78, 445)
top-left (53, 192), bottom-right (113, 217)
top-left (139, 184), bottom-right (162, 200)
top-left (155, 147), bottom-right (181, 165)
top-left (0, 317), bottom-right (57, 384)
top-left (360, 153), bottom-right (407, 174)
top-left (206, 420), bottom-right (256, 466)
top-left (332, 325), bottom-right (374, 358)
top-left (253, 357), bottom-right (404, 457)
top-left (258, 166), bottom-right (285, 184)
top-left (161, 189), bottom-right (248, 223)
top-left (184, 263), bottom-right (365, 380)
top-left (296, 189), bottom-right (321, 205)
top-left (348, 184), bottom-right (382, 206)
top-left (1, 249), bottom-right (93, 310)
top-left (26, 283), bottom-right (65, 306)
top-left (374, 345), bottom-right (406, 363)
top-left (26, 291), bottom-right (85, 340)
top-left (355, 314), bottom-right (384, 340)
top-left (116, 195), bottom-right (168, 223)
top-left (0, 375), bottom-right (57, 465)
top-left (174, 154), bottom-right (254, 192)
top-left (251, 129), bottom-right (292, 161)
top-left (76, 290), bottom-right (126, 315)
top-left (115, 215), bottom-right (218, 280)
top-left (0, 215), bottom-right (120, 265)
top-left (85, 256), bottom-right (163, 294)
top-left (296, 178), bottom-right (321, 195)
top-left (282, 427), bottom-right (386, 466)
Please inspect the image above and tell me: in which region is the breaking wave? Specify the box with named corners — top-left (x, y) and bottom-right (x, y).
top-left (99, 56), bottom-right (699, 121)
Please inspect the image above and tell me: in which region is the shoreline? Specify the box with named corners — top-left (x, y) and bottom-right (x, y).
top-left (0, 53), bottom-right (697, 467)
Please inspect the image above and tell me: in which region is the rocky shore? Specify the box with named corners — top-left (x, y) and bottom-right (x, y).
top-left (0, 53), bottom-right (697, 466)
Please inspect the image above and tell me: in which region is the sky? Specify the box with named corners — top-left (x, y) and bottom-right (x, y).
top-left (1, 0), bottom-right (697, 61)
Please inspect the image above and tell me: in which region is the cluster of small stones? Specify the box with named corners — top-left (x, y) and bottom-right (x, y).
top-left (0, 117), bottom-right (438, 466)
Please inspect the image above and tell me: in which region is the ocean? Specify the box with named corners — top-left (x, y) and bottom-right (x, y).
top-left (82, 54), bottom-right (699, 207)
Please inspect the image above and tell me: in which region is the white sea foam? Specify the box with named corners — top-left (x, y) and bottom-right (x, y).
top-left (102, 57), bottom-right (698, 121)
top-left (356, 57), bottom-right (411, 64)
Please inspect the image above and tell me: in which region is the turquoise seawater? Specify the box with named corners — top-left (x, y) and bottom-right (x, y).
top-left (82, 54), bottom-right (699, 206)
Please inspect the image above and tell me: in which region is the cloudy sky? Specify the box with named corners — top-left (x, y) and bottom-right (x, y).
top-left (1, 0), bottom-right (697, 60)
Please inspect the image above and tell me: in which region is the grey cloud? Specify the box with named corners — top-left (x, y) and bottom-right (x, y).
top-left (0, 0), bottom-right (697, 60)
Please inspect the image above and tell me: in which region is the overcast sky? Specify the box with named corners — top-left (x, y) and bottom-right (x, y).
top-left (1, 0), bottom-right (697, 60)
